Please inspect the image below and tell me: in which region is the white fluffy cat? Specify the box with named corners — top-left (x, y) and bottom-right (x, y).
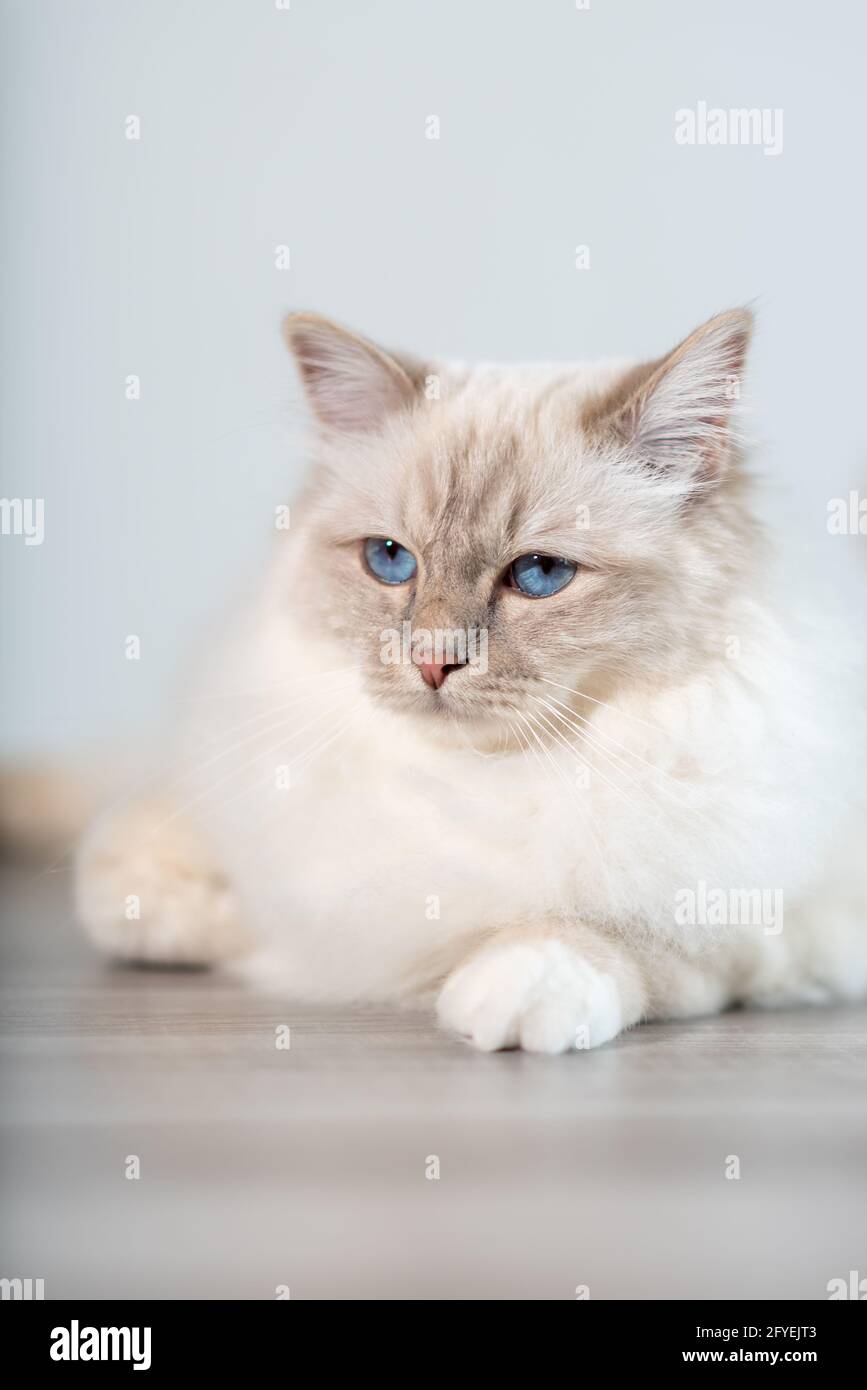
top-left (75, 308), bottom-right (867, 1052)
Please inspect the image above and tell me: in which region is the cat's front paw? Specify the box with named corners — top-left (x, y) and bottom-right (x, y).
top-left (437, 938), bottom-right (623, 1054)
top-left (76, 799), bottom-right (248, 966)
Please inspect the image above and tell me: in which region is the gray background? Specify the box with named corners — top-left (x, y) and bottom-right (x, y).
top-left (2, 0), bottom-right (865, 754)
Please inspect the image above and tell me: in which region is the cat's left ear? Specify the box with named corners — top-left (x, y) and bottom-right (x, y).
top-left (583, 308), bottom-right (753, 490)
top-left (283, 312), bottom-right (421, 434)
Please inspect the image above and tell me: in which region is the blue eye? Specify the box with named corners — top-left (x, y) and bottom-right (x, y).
top-left (510, 553), bottom-right (577, 598)
top-left (364, 537), bottom-right (418, 585)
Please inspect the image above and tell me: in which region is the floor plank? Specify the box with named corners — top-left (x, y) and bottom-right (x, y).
top-left (1, 865), bottom-right (866, 1299)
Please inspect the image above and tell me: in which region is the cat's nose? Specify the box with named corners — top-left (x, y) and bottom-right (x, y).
top-left (419, 660), bottom-right (466, 690)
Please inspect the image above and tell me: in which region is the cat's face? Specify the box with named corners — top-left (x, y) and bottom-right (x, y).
top-left (282, 310), bottom-right (755, 740)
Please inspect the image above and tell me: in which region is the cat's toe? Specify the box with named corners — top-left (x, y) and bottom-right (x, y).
top-left (518, 996), bottom-right (588, 1053)
top-left (437, 938), bottom-right (622, 1054)
top-left (437, 942), bottom-right (544, 1050)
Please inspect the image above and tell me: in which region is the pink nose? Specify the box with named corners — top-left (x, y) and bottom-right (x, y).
top-left (419, 662), bottom-right (448, 690)
top-left (418, 659), bottom-right (468, 689)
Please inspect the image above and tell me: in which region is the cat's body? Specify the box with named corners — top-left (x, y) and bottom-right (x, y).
top-left (75, 311), bottom-right (867, 1051)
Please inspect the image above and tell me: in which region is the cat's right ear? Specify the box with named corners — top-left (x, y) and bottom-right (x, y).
top-left (581, 308), bottom-right (753, 493)
top-left (282, 313), bottom-right (419, 434)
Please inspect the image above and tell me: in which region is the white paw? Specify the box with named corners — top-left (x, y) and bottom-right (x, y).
top-left (75, 801), bottom-right (248, 966)
top-left (437, 939), bottom-right (623, 1054)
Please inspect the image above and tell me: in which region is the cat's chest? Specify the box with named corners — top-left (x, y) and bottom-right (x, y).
top-left (215, 728), bottom-right (578, 935)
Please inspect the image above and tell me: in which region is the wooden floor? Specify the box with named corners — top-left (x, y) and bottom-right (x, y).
top-left (1, 863), bottom-right (865, 1301)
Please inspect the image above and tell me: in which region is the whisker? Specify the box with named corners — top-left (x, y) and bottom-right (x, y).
top-left (514, 710), bottom-right (559, 784)
top-left (532, 699), bottom-right (664, 813)
top-left (150, 693), bottom-right (357, 834)
top-left (538, 675), bottom-right (672, 737)
top-left (519, 710), bottom-right (595, 810)
top-left (532, 694), bottom-right (695, 812)
top-left (517, 711), bottom-right (612, 884)
top-left (525, 706), bottom-right (635, 814)
top-left (31, 676), bottom-right (357, 883)
top-left (168, 677), bottom-right (359, 788)
top-left (202, 706), bottom-right (362, 832)
top-left (538, 690), bottom-right (690, 792)
top-left (234, 710), bottom-right (364, 863)
top-left (291, 708), bottom-right (361, 778)
top-left (173, 667), bottom-right (359, 704)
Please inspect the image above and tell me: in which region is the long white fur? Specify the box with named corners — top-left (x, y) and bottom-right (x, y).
top-left (75, 313), bottom-right (867, 1052)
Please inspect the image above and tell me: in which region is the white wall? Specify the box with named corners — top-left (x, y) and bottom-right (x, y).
top-left (2, 0), bottom-right (864, 752)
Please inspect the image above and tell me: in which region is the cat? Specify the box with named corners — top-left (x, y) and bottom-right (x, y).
top-left (73, 308), bottom-right (867, 1052)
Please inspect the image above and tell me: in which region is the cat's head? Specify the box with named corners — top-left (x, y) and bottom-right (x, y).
top-left (281, 308), bottom-right (756, 738)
